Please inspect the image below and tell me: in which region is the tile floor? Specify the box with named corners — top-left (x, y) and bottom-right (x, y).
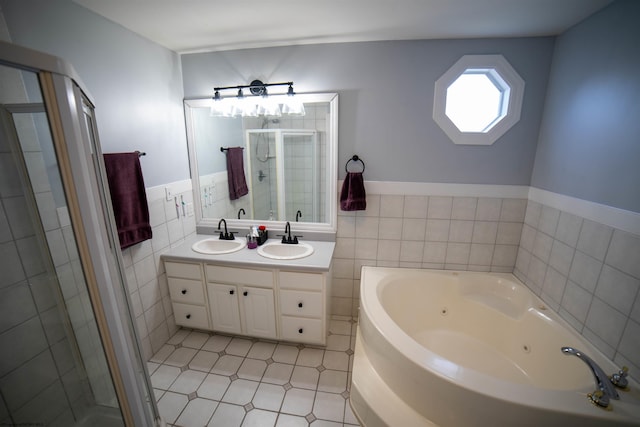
top-left (148, 316), bottom-right (361, 427)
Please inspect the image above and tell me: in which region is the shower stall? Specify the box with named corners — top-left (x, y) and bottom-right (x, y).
top-left (0, 43), bottom-right (156, 425)
top-left (245, 129), bottom-right (320, 222)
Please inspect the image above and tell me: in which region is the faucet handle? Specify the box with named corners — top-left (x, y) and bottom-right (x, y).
top-left (610, 366), bottom-right (629, 389)
top-left (588, 390), bottom-right (610, 408)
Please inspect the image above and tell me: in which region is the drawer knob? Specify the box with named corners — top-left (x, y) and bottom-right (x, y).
top-left (229, 289), bottom-right (235, 295)
top-left (298, 302), bottom-right (303, 308)
top-left (186, 314), bottom-right (191, 319)
top-left (298, 328), bottom-right (303, 334)
top-left (181, 289), bottom-right (187, 295)
top-left (243, 291), bottom-right (248, 296)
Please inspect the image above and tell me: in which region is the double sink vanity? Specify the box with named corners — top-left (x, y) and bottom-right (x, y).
top-left (173, 92), bottom-right (339, 346)
top-left (161, 233), bottom-right (335, 346)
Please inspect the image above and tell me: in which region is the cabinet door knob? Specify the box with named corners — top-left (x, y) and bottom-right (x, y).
top-left (298, 328), bottom-right (303, 334)
top-left (298, 302), bottom-right (303, 308)
top-left (229, 289), bottom-right (234, 295)
top-left (181, 289), bottom-right (187, 295)
top-left (243, 291), bottom-right (248, 296)
top-left (186, 314), bottom-right (191, 319)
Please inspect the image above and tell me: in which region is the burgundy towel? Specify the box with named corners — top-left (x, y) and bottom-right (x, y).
top-left (103, 152), bottom-right (152, 249)
top-left (226, 147), bottom-right (249, 200)
top-left (340, 172), bottom-right (367, 211)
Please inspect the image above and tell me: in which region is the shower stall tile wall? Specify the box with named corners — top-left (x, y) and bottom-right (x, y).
top-left (514, 201), bottom-right (640, 379)
top-left (121, 180), bottom-right (196, 360)
top-left (331, 190), bottom-right (527, 317)
top-left (0, 114), bottom-right (113, 423)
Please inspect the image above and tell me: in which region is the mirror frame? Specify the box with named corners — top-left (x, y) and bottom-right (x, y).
top-left (184, 93), bottom-right (338, 236)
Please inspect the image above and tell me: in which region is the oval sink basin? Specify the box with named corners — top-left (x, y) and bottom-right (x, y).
top-left (192, 238), bottom-right (246, 255)
top-left (257, 242), bottom-right (314, 260)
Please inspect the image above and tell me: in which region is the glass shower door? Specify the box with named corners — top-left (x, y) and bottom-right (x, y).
top-left (1, 104), bottom-right (122, 425)
top-left (282, 131), bottom-right (318, 222)
top-left (0, 45), bottom-right (156, 426)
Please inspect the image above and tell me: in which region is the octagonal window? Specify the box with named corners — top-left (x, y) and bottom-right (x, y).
top-left (434, 55), bottom-right (524, 145)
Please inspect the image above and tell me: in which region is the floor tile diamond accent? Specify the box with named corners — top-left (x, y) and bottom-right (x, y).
top-left (175, 343), bottom-right (182, 348)
top-left (187, 392), bottom-right (197, 401)
top-left (180, 366), bottom-right (188, 372)
top-left (244, 402), bottom-right (255, 412)
top-left (341, 391), bottom-right (350, 399)
top-left (297, 344), bottom-right (305, 350)
top-left (305, 413), bottom-right (317, 423)
top-left (283, 382), bottom-right (293, 391)
top-left (346, 349), bottom-right (354, 356)
top-left (317, 365), bottom-right (326, 372)
top-left (230, 374), bottom-right (239, 381)
top-left (219, 350), bottom-right (227, 356)
top-left (266, 358), bottom-right (274, 365)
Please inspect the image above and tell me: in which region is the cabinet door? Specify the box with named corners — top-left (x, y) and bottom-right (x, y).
top-left (241, 286), bottom-right (277, 339)
top-left (207, 283), bottom-right (242, 335)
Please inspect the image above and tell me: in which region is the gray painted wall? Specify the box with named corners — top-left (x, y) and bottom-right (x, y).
top-left (531, 0), bottom-right (640, 213)
top-left (182, 37), bottom-right (555, 185)
top-left (0, 0), bottom-right (190, 187)
top-left (192, 109), bottom-right (243, 176)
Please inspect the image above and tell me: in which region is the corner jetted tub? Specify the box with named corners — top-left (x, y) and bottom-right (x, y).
top-left (350, 267), bottom-right (640, 427)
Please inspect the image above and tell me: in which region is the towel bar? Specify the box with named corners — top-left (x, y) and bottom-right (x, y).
top-left (220, 146), bottom-right (244, 152)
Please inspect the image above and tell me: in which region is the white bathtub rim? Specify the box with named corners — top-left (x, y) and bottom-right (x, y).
top-left (359, 266), bottom-right (640, 422)
top-left (351, 330), bottom-right (439, 427)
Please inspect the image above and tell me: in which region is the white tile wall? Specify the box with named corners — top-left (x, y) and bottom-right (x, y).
top-left (0, 131), bottom-right (104, 424)
top-left (514, 200), bottom-right (640, 380)
top-left (123, 181), bottom-right (197, 359)
top-left (332, 191), bottom-right (526, 317)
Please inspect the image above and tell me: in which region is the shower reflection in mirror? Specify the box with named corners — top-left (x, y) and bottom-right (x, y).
top-left (184, 93), bottom-right (338, 229)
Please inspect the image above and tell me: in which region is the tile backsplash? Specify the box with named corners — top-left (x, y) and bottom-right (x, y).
top-left (121, 181), bottom-right (196, 360)
top-left (330, 192), bottom-right (527, 317)
top-left (514, 201), bottom-right (640, 378)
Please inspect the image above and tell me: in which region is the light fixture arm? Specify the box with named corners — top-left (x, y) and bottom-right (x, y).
top-left (210, 79), bottom-right (304, 117)
top-left (213, 80), bottom-right (294, 98)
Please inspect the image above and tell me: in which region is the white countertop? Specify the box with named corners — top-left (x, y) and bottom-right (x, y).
top-left (161, 234), bottom-right (335, 272)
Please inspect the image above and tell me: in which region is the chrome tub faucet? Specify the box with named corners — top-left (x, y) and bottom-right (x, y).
top-left (561, 346), bottom-right (625, 408)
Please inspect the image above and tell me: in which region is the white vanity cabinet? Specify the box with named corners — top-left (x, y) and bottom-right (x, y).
top-left (165, 261), bottom-right (210, 330)
top-left (205, 265), bottom-right (277, 339)
top-left (278, 270), bottom-right (329, 345)
top-left (162, 238), bottom-right (334, 346)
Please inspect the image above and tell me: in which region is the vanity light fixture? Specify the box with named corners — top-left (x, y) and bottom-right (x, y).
top-left (211, 80), bottom-right (305, 117)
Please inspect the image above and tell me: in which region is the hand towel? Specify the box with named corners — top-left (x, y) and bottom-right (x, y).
top-left (103, 152), bottom-right (152, 249)
top-left (226, 147), bottom-right (249, 200)
top-left (340, 172), bottom-right (367, 211)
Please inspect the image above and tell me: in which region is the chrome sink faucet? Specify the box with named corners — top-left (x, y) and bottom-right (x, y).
top-left (561, 346), bottom-right (620, 408)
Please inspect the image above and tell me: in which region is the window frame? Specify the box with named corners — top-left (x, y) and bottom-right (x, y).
top-left (433, 55), bottom-right (525, 145)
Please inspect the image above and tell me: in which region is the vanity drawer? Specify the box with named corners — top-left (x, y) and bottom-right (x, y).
top-left (206, 265), bottom-right (273, 288)
top-left (168, 278), bottom-right (205, 305)
top-left (280, 290), bottom-right (323, 318)
top-left (279, 271), bottom-right (323, 291)
top-left (281, 316), bottom-right (323, 344)
top-left (165, 261), bottom-right (202, 280)
top-left (173, 303), bottom-right (209, 330)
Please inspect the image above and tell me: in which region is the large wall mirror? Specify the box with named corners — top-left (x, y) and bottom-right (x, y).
top-left (185, 93), bottom-right (338, 235)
